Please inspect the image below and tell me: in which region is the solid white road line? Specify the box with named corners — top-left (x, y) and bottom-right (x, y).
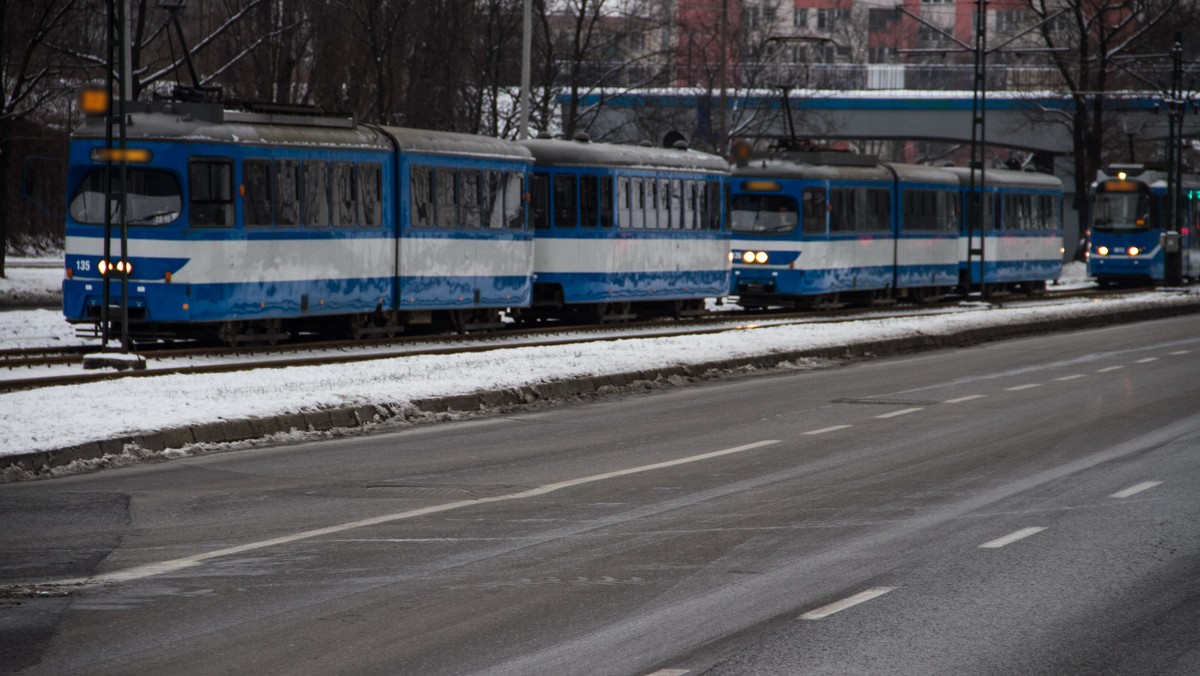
top-left (1110, 481), bottom-right (1163, 499)
top-left (803, 424), bottom-right (854, 435)
top-left (1005, 384), bottom-right (1042, 391)
top-left (799, 587), bottom-right (896, 620)
top-left (1096, 366), bottom-right (1125, 373)
top-left (980, 527), bottom-right (1046, 549)
top-left (61, 440), bottom-right (783, 586)
top-left (1055, 375), bottom-right (1087, 381)
top-left (876, 407), bottom-right (924, 419)
top-left (944, 394), bottom-right (986, 404)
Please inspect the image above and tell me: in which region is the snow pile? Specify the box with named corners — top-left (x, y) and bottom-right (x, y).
top-left (1, 286), bottom-right (1196, 461)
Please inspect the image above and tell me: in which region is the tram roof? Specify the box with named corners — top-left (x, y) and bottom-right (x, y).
top-left (519, 138), bottom-right (730, 174)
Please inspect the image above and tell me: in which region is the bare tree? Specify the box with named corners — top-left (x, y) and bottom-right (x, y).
top-left (0, 0), bottom-right (79, 277)
top-left (1028, 0), bottom-right (1188, 233)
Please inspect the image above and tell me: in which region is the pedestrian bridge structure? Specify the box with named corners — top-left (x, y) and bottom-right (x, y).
top-left (576, 89), bottom-right (1197, 155)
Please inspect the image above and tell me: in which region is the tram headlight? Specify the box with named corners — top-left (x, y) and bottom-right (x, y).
top-left (742, 250), bottom-right (756, 264)
top-left (754, 251), bottom-right (769, 264)
top-left (1096, 245), bottom-right (1110, 256)
top-left (1127, 246), bottom-right (1140, 257)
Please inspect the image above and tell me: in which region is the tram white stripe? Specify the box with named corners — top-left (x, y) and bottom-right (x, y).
top-left (59, 440), bottom-right (782, 586)
top-left (799, 587), bottom-right (896, 620)
top-left (1110, 481), bottom-right (1162, 499)
top-left (980, 527), bottom-right (1046, 549)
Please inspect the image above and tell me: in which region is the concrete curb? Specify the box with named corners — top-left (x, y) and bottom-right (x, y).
top-left (4, 299), bottom-right (1199, 480)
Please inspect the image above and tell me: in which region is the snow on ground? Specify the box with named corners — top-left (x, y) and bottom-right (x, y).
top-left (6, 258), bottom-right (1171, 464)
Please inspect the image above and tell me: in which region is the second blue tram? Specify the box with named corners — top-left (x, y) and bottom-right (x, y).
top-left (1088, 165), bottom-right (1200, 285)
top-left (520, 137), bottom-right (730, 320)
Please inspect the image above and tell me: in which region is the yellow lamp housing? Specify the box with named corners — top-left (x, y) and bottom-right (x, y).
top-left (79, 85), bottom-right (111, 117)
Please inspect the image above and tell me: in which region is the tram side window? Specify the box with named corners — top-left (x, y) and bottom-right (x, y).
top-left (670, 180), bottom-right (683, 229)
top-left (435, 168), bottom-right (457, 228)
top-left (189, 158), bottom-right (235, 227)
top-left (461, 170), bottom-right (482, 228)
top-left (707, 181), bottom-right (722, 230)
top-left (600, 176), bottom-right (614, 228)
top-left (275, 159), bottom-right (300, 226)
top-left (332, 162), bottom-right (356, 227)
top-left (828, 188), bottom-right (855, 232)
top-left (554, 174), bottom-right (577, 228)
top-left (686, 181), bottom-right (699, 230)
top-left (618, 177), bottom-right (629, 228)
top-left (531, 173), bottom-right (550, 229)
top-left (801, 188), bottom-right (825, 233)
top-left (505, 171), bottom-right (524, 230)
top-left (632, 178), bottom-right (646, 229)
top-left (359, 163), bottom-right (382, 227)
top-left (484, 171), bottom-right (503, 228)
top-left (410, 166), bottom-right (434, 227)
top-left (243, 159), bottom-right (273, 227)
top-left (580, 175), bottom-right (599, 228)
top-left (303, 161), bottom-right (330, 227)
top-left (904, 189), bottom-right (954, 232)
top-left (660, 179), bottom-right (671, 229)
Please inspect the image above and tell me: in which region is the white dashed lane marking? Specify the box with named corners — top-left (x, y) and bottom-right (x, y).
top-left (945, 394), bottom-right (987, 404)
top-left (876, 407), bottom-right (924, 419)
top-left (980, 527), bottom-right (1046, 549)
top-left (1005, 384), bottom-right (1042, 391)
top-left (1096, 366), bottom-right (1125, 373)
top-left (804, 424), bottom-right (854, 435)
top-left (1135, 357), bottom-right (1159, 364)
top-left (1055, 374), bottom-right (1087, 381)
top-left (799, 587), bottom-right (896, 620)
top-left (1110, 481), bottom-right (1162, 499)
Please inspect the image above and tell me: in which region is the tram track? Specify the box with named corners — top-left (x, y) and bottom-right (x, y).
top-left (0, 286), bottom-right (1147, 394)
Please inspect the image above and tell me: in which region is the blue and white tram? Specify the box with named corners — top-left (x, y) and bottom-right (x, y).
top-left (63, 101), bottom-right (533, 342)
top-left (518, 137), bottom-right (730, 320)
top-left (1088, 165), bottom-right (1200, 285)
top-left (729, 151), bottom-right (960, 307)
top-left (947, 167), bottom-right (1064, 293)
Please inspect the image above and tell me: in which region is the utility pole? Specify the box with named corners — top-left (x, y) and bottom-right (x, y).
top-left (519, 0), bottom-right (532, 140)
top-left (1164, 31), bottom-right (1184, 286)
top-left (895, 4), bottom-right (1066, 296)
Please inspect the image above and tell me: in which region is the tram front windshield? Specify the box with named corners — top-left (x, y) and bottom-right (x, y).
top-left (69, 168), bottom-right (182, 226)
top-left (1092, 191), bottom-right (1150, 232)
top-left (731, 195), bottom-right (799, 234)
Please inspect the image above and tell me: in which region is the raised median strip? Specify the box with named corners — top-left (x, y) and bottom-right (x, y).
top-left (4, 299), bottom-right (1200, 480)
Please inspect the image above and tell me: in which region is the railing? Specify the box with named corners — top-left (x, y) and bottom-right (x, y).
top-left (554, 61), bottom-right (1178, 93)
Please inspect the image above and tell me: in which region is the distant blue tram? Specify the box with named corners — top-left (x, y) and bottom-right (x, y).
top-left (728, 149), bottom-right (1063, 307)
top-left (1088, 165), bottom-right (1200, 285)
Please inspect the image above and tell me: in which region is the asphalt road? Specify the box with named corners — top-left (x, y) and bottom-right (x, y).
top-left (2, 315), bottom-right (1198, 675)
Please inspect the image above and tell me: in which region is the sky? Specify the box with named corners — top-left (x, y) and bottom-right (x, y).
top-left (2, 260), bottom-right (1195, 476)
